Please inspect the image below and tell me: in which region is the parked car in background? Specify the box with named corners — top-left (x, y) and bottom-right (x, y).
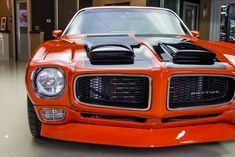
top-left (26, 7), bottom-right (235, 147)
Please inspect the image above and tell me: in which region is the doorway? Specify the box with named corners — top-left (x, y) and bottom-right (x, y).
top-left (31, 0), bottom-right (55, 41)
top-left (15, 0), bottom-right (29, 61)
top-left (57, 0), bottom-right (77, 30)
top-left (79, 0), bottom-right (93, 9)
top-left (183, 2), bottom-right (199, 30)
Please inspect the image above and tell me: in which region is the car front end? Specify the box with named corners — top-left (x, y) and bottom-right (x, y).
top-left (25, 7), bottom-right (235, 147)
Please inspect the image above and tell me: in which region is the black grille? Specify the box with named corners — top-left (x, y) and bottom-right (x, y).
top-left (81, 113), bottom-right (147, 123)
top-left (169, 75), bottom-right (235, 109)
top-left (162, 113), bottom-right (221, 123)
top-left (75, 76), bottom-right (150, 109)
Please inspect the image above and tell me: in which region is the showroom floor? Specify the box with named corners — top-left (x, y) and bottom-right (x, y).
top-left (1, 61), bottom-right (235, 157)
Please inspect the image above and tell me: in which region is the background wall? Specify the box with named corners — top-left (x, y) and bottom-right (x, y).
top-left (0, 0), bottom-right (14, 59)
top-left (0, 0), bottom-right (217, 61)
top-left (93, 0), bottom-right (146, 6)
top-left (199, 0), bottom-right (211, 40)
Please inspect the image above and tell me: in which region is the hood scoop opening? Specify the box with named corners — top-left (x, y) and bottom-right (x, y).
top-left (87, 44), bottom-right (135, 65)
top-left (156, 42), bottom-right (216, 65)
top-left (84, 36), bottom-right (139, 65)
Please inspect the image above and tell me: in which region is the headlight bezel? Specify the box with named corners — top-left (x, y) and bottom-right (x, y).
top-left (32, 67), bottom-right (66, 99)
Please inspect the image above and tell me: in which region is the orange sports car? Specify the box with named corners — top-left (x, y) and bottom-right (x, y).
top-left (26, 7), bottom-right (235, 147)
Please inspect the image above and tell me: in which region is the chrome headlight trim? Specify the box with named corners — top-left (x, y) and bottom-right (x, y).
top-left (32, 67), bottom-right (66, 99)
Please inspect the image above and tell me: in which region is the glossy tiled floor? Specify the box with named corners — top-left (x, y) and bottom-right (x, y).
top-left (1, 61), bottom-right (235, 157)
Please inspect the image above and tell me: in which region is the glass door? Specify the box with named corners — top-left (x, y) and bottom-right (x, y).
top-left (220, 5), bottom-right (227, 41)
top-left (16, 0), bottom-right (29, 61)
top-left (227, 4), bottom-right (235, 43)
top-left (220, 4), bottom-right (235, 43)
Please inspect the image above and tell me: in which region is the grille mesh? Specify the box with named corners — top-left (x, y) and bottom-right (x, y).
top-left (169, 75), bottom-right (235, 109)
top-left (75, 76), bottom-right (150, 109)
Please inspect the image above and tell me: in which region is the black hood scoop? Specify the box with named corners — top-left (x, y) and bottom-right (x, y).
top-left (156, 42), bottom-right (216, 65)
top-left (83, 35), bottom-right (217, 65)
top-left (84, 36), bottom-right (140, 65)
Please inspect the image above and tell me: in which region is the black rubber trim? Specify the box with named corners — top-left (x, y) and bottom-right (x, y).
top-left (27, 96), bottom-right (42, 137)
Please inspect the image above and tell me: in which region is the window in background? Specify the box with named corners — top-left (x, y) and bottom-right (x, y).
top-left (227, 4), bottom-right (235, 43)
top-left (220, 5), bottom-right (227, 41)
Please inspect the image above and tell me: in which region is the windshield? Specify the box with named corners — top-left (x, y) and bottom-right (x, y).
top-left (64, 8), bottom-right (191, 36)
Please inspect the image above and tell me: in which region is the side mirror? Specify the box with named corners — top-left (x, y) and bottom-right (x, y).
top-left (52, 30), bottom-right (63, 38)
top-left (191, 30), bottom-right (200, 38)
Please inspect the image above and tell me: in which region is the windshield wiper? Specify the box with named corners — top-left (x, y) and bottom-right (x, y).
top-left (135, 34), bottom-right (179, 37)
top-left (86, 33), bottom-right (130, 37)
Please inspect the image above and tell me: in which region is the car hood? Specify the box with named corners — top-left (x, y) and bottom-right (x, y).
top-left (30, 35), bottom-right (235, 70)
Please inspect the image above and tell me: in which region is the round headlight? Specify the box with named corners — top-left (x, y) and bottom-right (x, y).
top-left (35, 68), bottom-right (65, 97)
